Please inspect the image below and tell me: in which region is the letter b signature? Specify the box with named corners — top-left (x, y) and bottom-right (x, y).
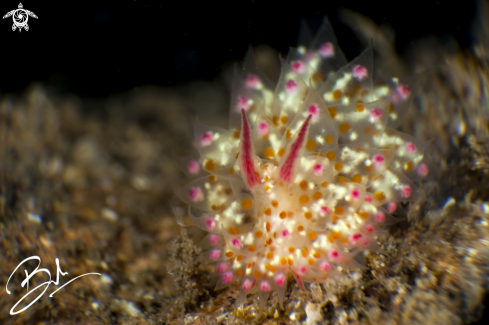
top-left (6, 256), bottom-right (101, 315)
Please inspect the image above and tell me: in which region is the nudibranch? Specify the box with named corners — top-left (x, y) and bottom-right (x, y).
top-left (172, 18), bottom-right (430, 311)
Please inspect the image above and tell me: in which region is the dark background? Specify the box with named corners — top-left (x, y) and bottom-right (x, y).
top-left (0, 0), bottom-right (478, 99)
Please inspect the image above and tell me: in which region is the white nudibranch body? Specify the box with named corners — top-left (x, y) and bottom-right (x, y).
top-left (173, 18), bottom-right (431, 311)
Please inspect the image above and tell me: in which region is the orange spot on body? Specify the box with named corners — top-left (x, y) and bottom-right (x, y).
top-left (225, 251), bottom-right (234, 258)
top-left (265, 264), bottom-right (276, 273)
top-left (332, 89), bottom-right (342, 100)
top-left (266, 222), bottom-right (271, 232)
top-left (327, 106), bottom-right (337, 118)
top-left (308, 258), bottom-right (315, 265)
top-left (334, 162), bottom-right (343, 171)
top-left (271, 200), bottom-right (278, 208)
top-left (306, 139), bottom-right (316, 151)
top-left (255, 230), bottom-right (263, 238)
top-left (285, 129), bottom-right (292, 141)
top-left (309, 231), bottom-right (317, 240)
top-left (356, 104), bottom-right (365, 112)
top-left (325, 135), bottom-right (334, 144)
top-left (277, 148), bottom-right (285, 157)
top-left (405, 161), bottom-right (414, 171)
top-left (241, 198), bottom-right (253, 210)
top-left (229, 227), bottom-right (239, 235)
top-left (288, 247), bottom-right (295, 253)
top-left (339, 122), bottom-right (350, 133)
top-left (266, 252), bottom-right (274, 260)
top-left (253, 270), bottom-right (261, 279)
top-left (375, 191), bottom-right (386, 201)
top-left (272, 115), bottom-right (279, 126)
top-left (263, 147), bottom-right (274, 159)
top-left (326, 151), bottom-right (336, 161)
top-left (360, 212), bottom-right (370, 219)
top-left (312, 192), bottom-right (322, 200)
top-left (236, 270), bottom-right (243, 276)
top-left (279, 211), bottom-right (287, 219)
top-left (297, 225), bottom-right (304, 231)
top-left (304, 211), bottom-right (312, 219)
top-left (280, 115), bottom-right (288, 124)
top-left (299, 195), bottom-right (309, 205)
top-left (287, 258), bottom-right (293, 265)
top-left (237, 255), bottom-right (243, 261)
top-left (321, 181), bottom-right (329, 187)
top-left (352, 174), bottom-right (362, 183)
top-left (280, 257), bottom-right (287, 265)
top-left (204, 159), bottom-right (216, 171)
top-left (264, 208), bottom-right (272, 216)
top-left (338, 176), bottom-right (348, 184)
top-left (248, 245), bottom-right (256, 252)
top-left (299, 180), bottom-right (308, 190)
top-left (335, 206), bottom-right (344, 215)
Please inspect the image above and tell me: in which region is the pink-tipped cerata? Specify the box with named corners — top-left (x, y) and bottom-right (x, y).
top-left (279, 114), bottom-right (312, 183)
top-left (240, 109), bottom-right (261, 189)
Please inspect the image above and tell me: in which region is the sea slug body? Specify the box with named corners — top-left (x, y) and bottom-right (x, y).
top-left (173, 17), bottom-right (431, 311)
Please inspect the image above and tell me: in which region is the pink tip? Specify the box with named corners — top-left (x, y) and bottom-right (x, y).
top-left (406, 142), bottom-right (417, 154)
top-left (209, 234), bottom-right (220, 245)
top-left (279, 115), bottom-right (312, 183)
top-left (370, 107), bottom-right (382, 122)
top-left (372, 154), bottom-right (385, 167)
top-left (308, 104), bottom-right (319, 118)
top-left (417, 163), bottom-right (429, 177)
top-left (258, 121), bottom-right (269, 136)
top-left (242, 279), bottom-right (253, 292)
top-left (319, 42), bottom-right (334, 58)
top-left (281, 229), bottom-right (290, 237)
top-left (313, 163), bottom-right (323, 176)
top-left (246, 74), bottom-right (260, 88)
top-left (237, 95), bottom-right (250, 111)
top-left (387, 202), bottom-right (397, 213)
top-left (275, 273), bottom-right (286, 286)
top-left (210, 249), bottom-right (221, 261)
top-left (232, 238), bottom-right (242, 249)
top-left (292, 61), bottom-right (306, 74)
top-left (365, 224), bottom-right (374, 232)
top-left (200, 131), bottom-right (213, 147)
top-left (320, 261), bottom-right (331, 271)
top-left (285, 79), bottom-right (298, 93)
top-left (320, 206), bottom-right (331, 216)
top-left (365, 196), bottom-right (373, 203)
top-left (401, 185), bottom-right (412, 198)
top-left (328, 249), bottom-right (339, 260)
top-left (305, 52), bottom-right (315, 62)
top-left (222, 271), bottom-right (233, 284)
top-left (240, 109), bottom-right (261, 189)
top-left (260, 281), bottom-right (272, 292)
top-left (351, 188), bottom-right (360, 200)
top-left (396, 84), bottom-right (411, 100)
top-left (187, 160), bottom-right (200, 174)
top-left (350, 233), bottom-right (362, 243)
top-left (216, 262), bottom-right (228, 274)
top-left (297, 266), bottom-right (307, 275)
top-left (189, 187), bottom-right (204, 202)
top-left (376, 211), bottom-right (386, 223)
top-left (206, 218), bottom-right (217, 231)
top-left (352, 65), bottom-right (368, 81)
